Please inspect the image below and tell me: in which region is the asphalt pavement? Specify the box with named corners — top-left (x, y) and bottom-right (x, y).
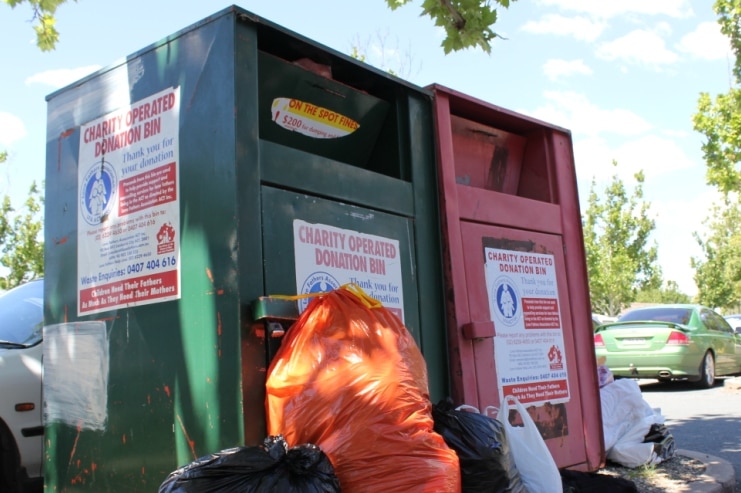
top-left (637, 377), bottom-right (741, 493)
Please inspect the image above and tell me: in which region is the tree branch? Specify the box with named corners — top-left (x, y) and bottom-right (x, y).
top-left (439, 0), bottom-right (466, 29)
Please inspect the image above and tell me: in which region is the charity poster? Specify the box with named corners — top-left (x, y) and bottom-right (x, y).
top-left (77, 87), bottom-right (181, 316)
top-left (293, 219), bottom-right (404, 322)
top-left (484, 247), bottom-right (570, 407)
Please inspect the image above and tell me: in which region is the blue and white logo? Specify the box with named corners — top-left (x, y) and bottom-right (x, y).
top-left (299, 272), bottom-right (340, 312)
top-left (492, 276), bottom-right (521, 326)
top-left (80, 159), bottom-right (117, 226)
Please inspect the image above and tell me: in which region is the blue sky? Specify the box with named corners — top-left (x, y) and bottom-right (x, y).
top-left (0, 0), bottom-right (733, 297)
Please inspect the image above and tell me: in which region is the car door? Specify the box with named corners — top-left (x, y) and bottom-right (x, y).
top-left (702, 309), bottom-right (737, 375)
top-left (715, 312), bottom-right (741, 373)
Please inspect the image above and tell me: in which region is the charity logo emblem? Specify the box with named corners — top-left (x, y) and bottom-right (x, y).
top-left (548, 345), bottom-right (564, 370)
top-left (299, 272), bottom-right (340, 312)
top-left (80, 158), bottom-right (118, 226)
top-left (157, 222), bottom-right (176, 254)
top-left (493, 277), bottom-right (521, 326)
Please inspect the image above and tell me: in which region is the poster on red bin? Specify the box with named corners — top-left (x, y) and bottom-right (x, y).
top-left (484, 247), bottom-right (571, 407)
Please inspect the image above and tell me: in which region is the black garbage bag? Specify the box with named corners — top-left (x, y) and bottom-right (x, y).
top-left (432, 399), bottom-right (527, 493)
top-left (158, 435), bottom-right (341, 493)
top-left (642, 423), bottom-right (676, 462)
top-left (560, 469), bottom-right (638, 493)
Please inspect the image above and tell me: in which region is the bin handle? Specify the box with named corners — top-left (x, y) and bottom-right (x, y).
top-left (461, 320), bottom-right (495, 339)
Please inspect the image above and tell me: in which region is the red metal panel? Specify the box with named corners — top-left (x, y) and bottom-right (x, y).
top-left (457, 186), bottom-right (562, 234)
top-left (432, 89), bottom-right (480, 406)
top-left (429, 83), bottom-right (605, 471)
top-left (450, 114), bottom-right (525, 193)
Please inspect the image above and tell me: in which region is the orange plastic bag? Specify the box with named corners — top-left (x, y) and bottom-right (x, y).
top-left (266, 285), bottom-right (460, 493)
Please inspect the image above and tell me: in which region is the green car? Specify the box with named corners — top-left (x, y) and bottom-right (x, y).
top-left (594, 304), bottom-right (741, 388)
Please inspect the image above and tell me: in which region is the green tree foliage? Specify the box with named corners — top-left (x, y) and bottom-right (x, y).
top-left (583, 162), bottom-right (661, 317)
top-left (0, 153), bottom-right (9, 269)
top-left (387, 0), bottom-right (515, 53)
top-left (692, 199), bottom-right (741, 309)
top-left (691, 0), bottom-right (741, 307)
top-left (635, 280), bottom-right (691, 304)
top-left (2, 0), bottom-right (70, 51)
top-left (693, 88), bottom-right (741, 194)
top-left (0, 181), bottom-right (44, 290)
top-left (1, 146), bottom-right (44, 289)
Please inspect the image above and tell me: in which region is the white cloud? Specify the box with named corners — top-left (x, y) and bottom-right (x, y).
top-left (615, 134), bottom-right (695, 177)
top-left (535, 0), bottom-right (693, 19)
top-left (528, 92), bottom-right (692, 181)
top-left (0, 112), bottom-right (27, 147)
top-left (661, 128), bottom-right (690, 139)
top-left (651, 188), bottom-right (721, 295)
top-left (528, 90), bottom-right (653, 137)
top-left (596, 29), bottom-right (679, 66)
top-left (677, 21), bottom-right (733, 61)
top-left (572, 136), bottom-right (619, 181)
top-left (521, 14), bottom-right (606, 41)
top-left (25, 65), bottom-right (101, 89)
top-left (573, 134), bottom-right (694, 182)
top-left (543, 59), bottom-right (593, 81)
top-left (572, 134), bottom-right (708, 296)
top-left (652, 191), bottom-right (717, 240)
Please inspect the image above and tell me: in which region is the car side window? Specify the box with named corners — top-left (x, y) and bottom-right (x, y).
top-left (705, 310), bottom-right (732, 334)
top-left (714, 313), bottom-right (734, 334)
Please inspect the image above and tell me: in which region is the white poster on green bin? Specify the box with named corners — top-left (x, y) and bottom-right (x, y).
top-left (77, 87), bottom-right (181, 316)
top-left (484, 247), bottom-right (571, 407)
top-left (293, 219), bottom-right (404, 322)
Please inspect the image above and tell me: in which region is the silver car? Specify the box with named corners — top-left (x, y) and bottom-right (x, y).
top-left (0, 279), bottom-right (43, 492)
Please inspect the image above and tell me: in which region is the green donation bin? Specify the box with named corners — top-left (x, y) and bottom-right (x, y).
top-left (43, 7), bottom-right (447, 491)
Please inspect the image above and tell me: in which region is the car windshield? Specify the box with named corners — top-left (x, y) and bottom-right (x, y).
top-left (0, 279), bottom-right (43, 346)
top-left (617, 307), bottom-right (692, 325)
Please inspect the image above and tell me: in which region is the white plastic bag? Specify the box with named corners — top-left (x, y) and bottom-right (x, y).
top-left (599, 378), bottom-right (666, 467)
top-left (497, 395), bottom-right (562, 493)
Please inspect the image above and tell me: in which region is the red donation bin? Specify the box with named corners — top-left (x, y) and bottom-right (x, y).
top-left (429, 84), bottom-right (604, 470)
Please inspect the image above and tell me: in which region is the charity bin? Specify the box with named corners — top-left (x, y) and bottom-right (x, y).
top-left (42, 7), bottom-right (448, 491)
top-left (427, 84), bottom-right (604, 471)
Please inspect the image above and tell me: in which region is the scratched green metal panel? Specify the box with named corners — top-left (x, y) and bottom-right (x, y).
top-left (43, 10), bottom-right (243, 492)
top-left (233, 18), bottom-right (268, 447)
top-left (406, 91), bottom-right (449, 402)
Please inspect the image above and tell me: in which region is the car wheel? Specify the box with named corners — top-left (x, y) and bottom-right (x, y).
top-left (0, 422), bottom-right (22, 493)
top-left (696, 351), bottom-right (716, 389)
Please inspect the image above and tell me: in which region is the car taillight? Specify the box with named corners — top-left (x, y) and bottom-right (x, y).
top-left (667, 331), bottom-right (690, 345)
top-left (594, 334), bottom-right (605, 347)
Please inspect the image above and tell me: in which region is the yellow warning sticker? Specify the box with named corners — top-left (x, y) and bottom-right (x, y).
top-left (271, 97), bottom-right (359, 139)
